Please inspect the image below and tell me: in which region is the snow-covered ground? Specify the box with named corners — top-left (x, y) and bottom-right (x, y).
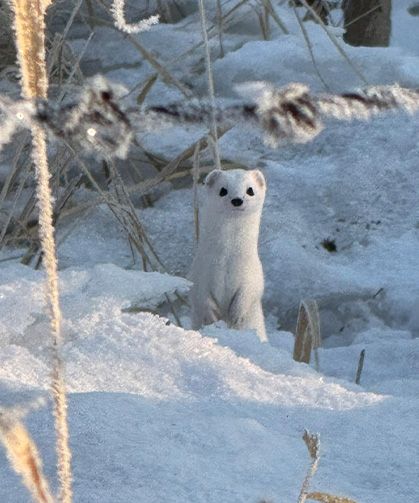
top-left (1, 1), bottom-right (419, 502)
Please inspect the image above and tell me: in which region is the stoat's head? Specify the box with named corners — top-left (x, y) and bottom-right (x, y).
top-left (204, 168), bottom-right (266, 215)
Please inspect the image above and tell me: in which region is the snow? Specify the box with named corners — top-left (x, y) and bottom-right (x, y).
top-left (2, 1), bottom-right (419, 502)
top-left (0, 269), bottom-right (418, 502)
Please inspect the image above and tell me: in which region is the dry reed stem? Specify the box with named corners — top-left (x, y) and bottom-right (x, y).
top-left (292, 1), bottom-right (330, 91)
top-left (32, 126), bottom-right (72, 503)
top-left (10, 0), bottom-right (72, 500)
top-left (0, 414), bottom-right (53, 503)
top-left (355, 348), bottom-right (365, 385)
top-left (95, 0), bottom-right (192, 98)
top-left (192, 140), bottom-right (201, 242)
top-left (0, 142), bottom-right (32, 246)
top-left (65, 146), bottom-right (160, 272)
top-left (57, 124), bottom-right (232, 221)
top-left (260, 0), bottom-right (289, 34)
top-left (293, 299), bottom-right (321, 365)
top-left (11, 0), bottom-right (50, 99)
top-left (198, 0), bottom-right (222, 170)
top-left (306, 493), bottom-right (357, 503)
top-left (46, 0), bottom-right (85, 86)
top-left (297, 431), bottom-right (358, 503)
top-left (298, 431), bottom-right (321, 503)
top-left (297, 0), bottom-right (367, 84)
top-left (215, 0), bottom-right (224, 57)
top-left (136, 73), bottom-right (158, 105)
top-left (71, 153), bottom-right (184, 320)
top-left (22, 172), bottom-right (83, 267)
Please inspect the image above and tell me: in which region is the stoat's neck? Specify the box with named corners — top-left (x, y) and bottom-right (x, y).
top-left (199, 208), bottom-right (262, 256)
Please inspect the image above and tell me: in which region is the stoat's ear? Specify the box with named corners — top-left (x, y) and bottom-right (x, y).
top-left (251, 169), bottom-right (266, 189)
top-left (205, 169), bottom-right (223, 188)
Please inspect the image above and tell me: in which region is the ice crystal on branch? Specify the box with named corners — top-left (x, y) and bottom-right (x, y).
top-left (36, 76), bottom-right (134, 159)
top-left (318, 85), bottom-right (419, 120)
top-left (111, 0), bottom-right (159, 34)
top-left (0, 77), bottom-right (134, 158)
top-left (236, 81), bottom-right (320, 146)
top-left (150, 81), bottom-right (419, 146)
top-left (1, 79), bottom-right (419, 157)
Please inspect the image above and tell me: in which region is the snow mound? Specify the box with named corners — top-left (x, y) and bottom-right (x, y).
top-left (0, 294), bottom-right (417, 502)
top-left (0, 263), bottom-right (191, 348)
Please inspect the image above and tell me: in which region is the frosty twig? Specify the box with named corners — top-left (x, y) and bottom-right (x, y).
top-left (2, 78), bottom-right (419, 158)
top-left (152, 81), bottom-right (419, 147)
top-left (197, 0), bottom-right (222, 170)
top-left (0, 406), bottom-right (54, 503)
top-left (111, 0), bottom-right (159, 33)
top-left (9, 0), bottom-right (73, 500)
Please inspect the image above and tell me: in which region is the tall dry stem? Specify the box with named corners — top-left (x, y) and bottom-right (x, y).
top-left (192, 141), bottom-right (201, 242)
top-left (9, 0), bottom-right (72, 501)
top-left (0, 414), bottom-right (54, 503)
top-left (306, 493), bottom-right (357, 503)
top-left (293, 299), bottom-right (321, 368)
top-left (297, 430), bottom-right (321, 503)
top-left (198, 0), bottom-right (222, 170)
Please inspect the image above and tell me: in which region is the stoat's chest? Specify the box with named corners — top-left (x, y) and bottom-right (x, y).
top-left (195, 227), bottom-right (260, 292)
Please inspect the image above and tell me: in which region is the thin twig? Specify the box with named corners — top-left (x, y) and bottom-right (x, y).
top-left (192, 140), bottom-right (201, 242)
top-left (355, 349), bottom-right (365, 385)
top-left (292, 1), bottom-right (330, 91)
top-left (198, 0), bottom-right (222, 170)
top-left (298, 0), bottom-right (368, 85)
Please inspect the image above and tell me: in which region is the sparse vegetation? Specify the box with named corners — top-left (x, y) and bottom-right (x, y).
top-left (293, 299), bottom-right (321, 368)
top-left (9, 0), bottom-right (72, 500)
top-left (0, 0), bottom-right (416, 501)
top-left (0, 403), bottom-right (53, 503)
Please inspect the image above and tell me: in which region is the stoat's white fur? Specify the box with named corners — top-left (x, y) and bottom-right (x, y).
top-left (190, 168), bottom-right (267, 342)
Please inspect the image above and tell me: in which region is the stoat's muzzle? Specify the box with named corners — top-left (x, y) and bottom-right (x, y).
top-left (231, 198), bottom-right (243, 207)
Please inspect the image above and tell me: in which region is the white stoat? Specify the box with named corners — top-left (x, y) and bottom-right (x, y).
top-left (190, 168), bottom-right (267, 342)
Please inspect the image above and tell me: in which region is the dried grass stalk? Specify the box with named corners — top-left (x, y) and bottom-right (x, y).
top-left (197, 0), bottom-right (222, 170)
top-left (9, 0), bottom-right (72, 501)
top-left (298, 430), bottom-right (321, 503)
top-left (293, 299), bottom-right (321, 365)
top-left (192, 140), bottom-right (201, 242)
top-left (355, 348), bottom-right (365, 385)
top-left (297, 0), bottom-right (367, 84)
top-left (297, 431), bottom-right (358, 503)
top-left (306, 493), bottom-right (357, 503)
top-left (10, 0), bottom-right (51, 99)
top-left (0, 414), bottom-right (53, 503)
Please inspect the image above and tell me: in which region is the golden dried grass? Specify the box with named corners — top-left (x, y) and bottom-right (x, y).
top-left (0, 413), bottom-right (53, 503)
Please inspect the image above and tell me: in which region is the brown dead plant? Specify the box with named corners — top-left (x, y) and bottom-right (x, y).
top-left (9, 0), bottom-right (72, 500)
top-left (0, 403), bottom-right (53, 503)
top-left (293, 299), bottom-right (321, 369)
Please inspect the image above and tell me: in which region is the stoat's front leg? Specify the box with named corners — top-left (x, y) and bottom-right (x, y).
top-left (227, 288), bottom-right (267, 342)
top-left (192, 290), bottom-right (222, 328)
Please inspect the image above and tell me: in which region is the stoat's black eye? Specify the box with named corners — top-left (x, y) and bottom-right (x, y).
top-left (246, 187), bottom-right (255, 196)
top-left (219, 187), bottom-right (228, 197)
top-left (101, 90), bottom-right (112, 101)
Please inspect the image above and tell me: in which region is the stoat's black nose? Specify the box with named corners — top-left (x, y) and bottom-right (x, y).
top-left (231, 198), bottom-right (243, 207)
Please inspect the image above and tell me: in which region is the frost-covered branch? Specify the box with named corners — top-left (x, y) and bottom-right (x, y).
top-left (298, 430), bottom-right (321, 503)
top-left (0, 400), bottom-right (53, 503)
top-left (297, 431), bottom-right (358, 503)
top-left (0, 77), bottom-right (134, 158)
top-left (150, 81), bottom-right (419, 146)
top-left (36, 76), bottom-right (134, 158)
top-left (111, 0), bottom-right (159, 33)
top-left (10, 0), bottom-right (73, 497)
top-left (1, 79), bottom-right (419, 158)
